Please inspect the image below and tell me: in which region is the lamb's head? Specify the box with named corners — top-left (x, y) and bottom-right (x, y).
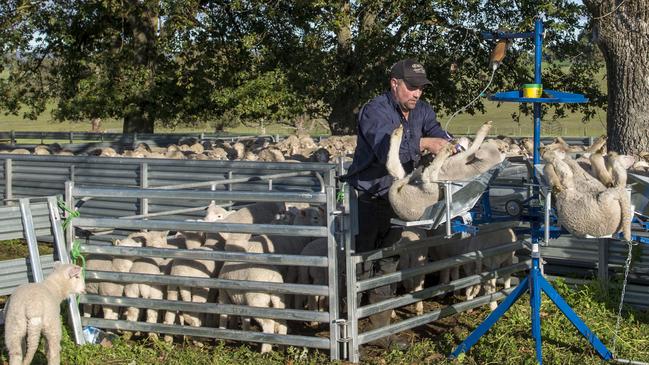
top-left (179, 231), bottom-right (206, 249)
top-left (290, 206), bottom-right (326, 226)
top-left (115, 236), bottom-right (145, 247)
top-left (52, 262), bottom-right (86, 295)
top-left (131, 230), bottom-right (169, 248)
top-left (204, 202), bottom-right (232, 222)
top-left (540, 145), bottom-right (566, 163)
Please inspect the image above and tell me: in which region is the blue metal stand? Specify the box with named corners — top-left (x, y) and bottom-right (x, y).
top-left (450, 17), bottom-right (613, 364)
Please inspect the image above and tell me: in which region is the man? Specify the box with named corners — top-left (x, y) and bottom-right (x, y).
top-left (344, 58), bottom-right (453, 348)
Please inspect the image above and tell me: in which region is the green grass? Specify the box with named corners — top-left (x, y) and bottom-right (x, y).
top-left (0, 239), bottom-right (53, 261)
top-left (0, 99), bottom-right (606, 138)
top-left (1, 279), bottom-right (647, 364)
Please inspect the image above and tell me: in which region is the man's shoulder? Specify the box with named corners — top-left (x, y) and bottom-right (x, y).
top-left (364, 92), bottom-right (392, 111)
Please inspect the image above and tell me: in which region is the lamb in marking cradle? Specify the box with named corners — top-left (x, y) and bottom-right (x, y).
top-left (4, 263), bottom-right (85, 365)
top-left (387, 121), bottom-right (501, 221)
top-left (543, 148), bottom-right (632, 241)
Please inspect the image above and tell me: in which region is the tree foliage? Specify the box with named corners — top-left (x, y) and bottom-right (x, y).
top-left (0, 1), bottom-right (607, 134)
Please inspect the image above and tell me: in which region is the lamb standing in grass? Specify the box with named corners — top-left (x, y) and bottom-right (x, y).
top-left (4, 263), bottom-right (85, 365)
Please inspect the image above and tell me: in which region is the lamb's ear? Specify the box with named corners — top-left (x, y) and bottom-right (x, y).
top-left (67, 265), bottom-right (82, 279)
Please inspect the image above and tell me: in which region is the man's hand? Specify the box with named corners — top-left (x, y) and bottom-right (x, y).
top-left (420, 137), bottom-right (450, 155)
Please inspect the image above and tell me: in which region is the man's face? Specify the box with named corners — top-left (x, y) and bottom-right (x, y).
top-left (391, 78), bottom-right (424, 112)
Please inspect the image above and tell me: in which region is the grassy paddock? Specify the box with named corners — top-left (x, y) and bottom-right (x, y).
top-left (1, 279), bottom-right (647, 364)
top-left (0, 101), bottom-right (607, 138)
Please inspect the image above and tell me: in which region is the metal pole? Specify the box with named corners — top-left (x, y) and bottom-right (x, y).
top-left (47, 196), bottom-right (85, 345)
top-left (140, 162), bottom-right (149, 218)
top-left (445, 182), bottom-right (453, 237)
top-left (19, 198), bottom-right (44, 283)
top-left (325, 172), bottom-right (340, 360)
top-left (5, 159), bottom-right (12, 206)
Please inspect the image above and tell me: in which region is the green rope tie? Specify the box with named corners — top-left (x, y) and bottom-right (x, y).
top-left (57, 199), bottom-right (80, 230)
top-left (337, 183), bottom-right (347, 203)
top-left (70, 240), bottom-right (86, 305)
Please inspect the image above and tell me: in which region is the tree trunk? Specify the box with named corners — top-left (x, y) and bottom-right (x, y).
top-left (585, 0), bottom-right (649, 154)
top-left (122, 0), bottom-right (158, 134)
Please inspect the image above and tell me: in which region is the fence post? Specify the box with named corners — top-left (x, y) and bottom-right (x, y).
top-left (140, 163), bottom-right (149, 217)
top-left (5, 159), bottom-right (12, 206)
top-left (598, 238), bottom-right (609, 292)
top-left (69, 132), bottom-right (73, 144)
top-left (10, 130), bottom-right (15, 145)
top-left (19, 198), bottom-right (44, 283)
top-left (64, 181), bottom-right (75, 252)
top-left (326, 173), bottom-right (341, 361)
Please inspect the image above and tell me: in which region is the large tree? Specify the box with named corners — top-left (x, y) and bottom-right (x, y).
top-left (0, 1), bottom-right (609, 136)
top-left (583, 0), bottom-right (649, 154)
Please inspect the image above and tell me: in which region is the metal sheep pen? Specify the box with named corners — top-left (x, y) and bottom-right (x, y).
top-left (63, 179), bottom-right (345, 359)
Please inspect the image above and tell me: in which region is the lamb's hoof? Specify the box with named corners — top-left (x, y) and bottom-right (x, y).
top-left (489, 302), bottom-right (498, 311)
top-left (192, 340), bottom-right (205, 348)
top-left (391, 310), bottom-right (398, 320)
top-left (164, 335), bottom-right (173, 344)
top-left (147, 332), bottom-right (158, 341)
top-left (260, 344), bottom-right (273, 353)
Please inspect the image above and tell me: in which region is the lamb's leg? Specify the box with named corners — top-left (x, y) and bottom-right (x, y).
top-left (386, 125), bottom-right (407, 179)
top-left (164, 286), bottom-right (179, 343)
top-left (258, 318), bottom-right (277, 353)
top-left (43, 322), bottom-right (62, 365)
top-left (23, 317), bottom-right (43, 365)
top-left (422, 143), bottom-right (455, 193)
top-left (543, 163), bottom-right (565, 193)
top-left (146, 284), bottom-right (164, 340)
top-left (463, 121), bottom-right (493, 156)
top-left (590, 153), bottom-right (614, 187)
top-left (5, 319), bottom-right (26, 365)
top-left (218, 290), bottom-right (230, 329)
top-left (123, 283), bottom-right (141, 322)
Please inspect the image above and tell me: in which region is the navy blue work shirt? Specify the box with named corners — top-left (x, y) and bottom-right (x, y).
top-left (344, 91), bottom-right (452, 199)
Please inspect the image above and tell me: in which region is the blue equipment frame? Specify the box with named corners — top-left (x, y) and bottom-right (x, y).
top-left (450, 18), bottom-right (613, 364)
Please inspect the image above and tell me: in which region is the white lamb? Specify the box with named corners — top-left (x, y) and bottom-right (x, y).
top-left (394, 228), bottom-right (428, 316)
top-left (163, 246), bottom-right (216, 344)
top-left (4, 263), bottom-right (85, 365)
top-left (98, 235), bottom-right (145, 320)
top-left (83, 254), bottom-right (112, 318)
top-left (218, 239), bottom-right (288, 353)
top-left (123, 231), bottom-right (169, 339)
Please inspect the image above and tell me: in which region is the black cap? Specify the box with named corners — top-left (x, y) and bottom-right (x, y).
top-left (390, 59), bottom-right (432, 87)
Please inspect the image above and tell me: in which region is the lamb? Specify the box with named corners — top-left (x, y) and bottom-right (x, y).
top-left (387, 121), bottom-right (498, 221)
top-left (123, 231), bottom-right (169, 338)
top-left (82, 254), bottom-right (113, 318)
top-left (4, 263), bottom-right (85, 365)
top-left (163, 246), bottom-right (216, 344)
top-left (463, 228), bottom-right (517, 310)
top-left (214, 202), bottom-right (285, 242)
top-left (394, 229), bottom-right (428, 316)
top-left (218, 239), bottom-right (288, 353)
top-left (543, 148), bottom-right (632, 241)
top-left (98, 234), bottom-right (145, 320)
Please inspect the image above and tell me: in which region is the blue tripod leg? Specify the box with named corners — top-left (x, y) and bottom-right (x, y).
top-left (539, 277), bottom-right (613, 360)
top-left (451, 276), bottom-right (530, 358)
top-left (531, 268), bottom-right (543, 364)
